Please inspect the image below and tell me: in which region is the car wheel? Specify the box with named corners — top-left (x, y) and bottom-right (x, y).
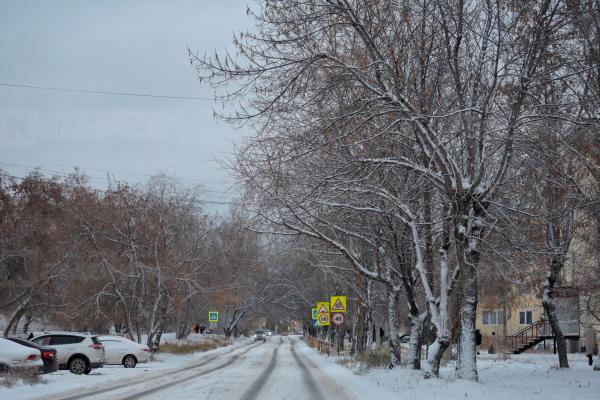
top-left (122, 355), bottom-right (137, 368)
top-left (68, 357), bottom-right (88, 374)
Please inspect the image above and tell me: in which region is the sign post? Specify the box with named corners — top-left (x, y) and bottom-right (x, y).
top-left (330, 296), bottom-right (347, 355)
top-left (208, 311), bottom-right (219, 343)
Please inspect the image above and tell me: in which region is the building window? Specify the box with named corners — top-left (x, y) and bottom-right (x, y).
top-left (519, 310), bottom-right (533, 325)
top-left (482, 310), bottom-right (505, 325)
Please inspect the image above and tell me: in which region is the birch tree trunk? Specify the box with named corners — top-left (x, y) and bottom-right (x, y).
top-left (351, 306), bottom-right (359, 356)
top-left (407, 311), bottom-right (427, 370)
top-left (456, 249), bottom-right (479, 381)
top-left (542, 260), bottom-right (569, 368)
top-left (423, 229), bottom-right (454, 377)
top-left (365, 281), bottom-right (374, 355)
top-left (386, 287), bottom-right (402, 367)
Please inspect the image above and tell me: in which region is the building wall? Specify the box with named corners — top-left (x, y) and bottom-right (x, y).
top-left (477, 289), bottom-right (544, 340)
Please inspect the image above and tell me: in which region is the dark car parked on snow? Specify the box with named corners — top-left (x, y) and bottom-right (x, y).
top-left (5, 337), bottom-right (58, 373)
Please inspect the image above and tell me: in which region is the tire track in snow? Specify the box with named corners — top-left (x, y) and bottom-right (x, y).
top-left (47, 340), bottom-right (261, 400)
top-left (289, 338), bottom-right (324, 399)
top-left (238, 344), bottom-right (280, 400)
top-left (120, 343), bottom-right (261, 400)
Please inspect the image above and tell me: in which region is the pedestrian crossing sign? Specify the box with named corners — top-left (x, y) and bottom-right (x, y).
top-left (330, 296), bottom-right (347, 313)
top-left (317, 302), bottom-right (330, 314)
top-left (208, 311), bottom-right (219, 322)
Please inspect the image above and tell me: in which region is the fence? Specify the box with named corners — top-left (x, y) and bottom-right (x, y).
top-left (304, 334), bottom-right (429, 364)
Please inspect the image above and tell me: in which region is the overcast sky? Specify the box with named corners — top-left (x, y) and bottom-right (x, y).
top-left (0, 0), bottom-right (251, 212)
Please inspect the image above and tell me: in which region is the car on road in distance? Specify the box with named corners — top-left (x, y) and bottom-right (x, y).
top-left (254, 330), bottom-right (267, 342)
top-left (31, 332), bottom-right (105, 374)
top-left (98, 335), bottom-right (150, 368)
top-left (0, 337), bottom-right (43, 374)
top-left (265, 330), bottom-right (272, 336)
top-left (5, 337), bottom-right (58, 373)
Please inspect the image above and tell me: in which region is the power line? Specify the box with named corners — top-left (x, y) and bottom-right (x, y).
top-left (0, 154), bottom-right (228, 187)
top-left (0, 82), bottom-right (215, 101)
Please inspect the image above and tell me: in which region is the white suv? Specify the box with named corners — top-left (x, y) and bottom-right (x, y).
top-left (98, 335), bottom-right (150, 368)
top-left (32, 333), bottom-right (105, 374)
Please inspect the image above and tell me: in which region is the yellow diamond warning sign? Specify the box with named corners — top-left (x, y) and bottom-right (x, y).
top-left (330, 296), bottom-right (347, 313)
top-left (317, 302), bottom-right (330, 315)
top-left (317, 313), bottom-right (330, 326)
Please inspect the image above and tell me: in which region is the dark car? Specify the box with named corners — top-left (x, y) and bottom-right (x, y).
top-left (6, 337), bottom-right (58, 373)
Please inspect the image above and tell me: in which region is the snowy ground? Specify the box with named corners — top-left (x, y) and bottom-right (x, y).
top-left (305, 345), bottom-right (599, 400)
top-left (1, 335), bottom-right (597, 399)
top-left (0, 337), bottom-right (252, 400)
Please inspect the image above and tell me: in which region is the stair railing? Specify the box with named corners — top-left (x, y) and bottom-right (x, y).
top-left (505, 320), bottom-right (548, 351)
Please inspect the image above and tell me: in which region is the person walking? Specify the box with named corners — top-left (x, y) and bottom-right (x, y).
top-left (585, 322), bottom-right (597, 367)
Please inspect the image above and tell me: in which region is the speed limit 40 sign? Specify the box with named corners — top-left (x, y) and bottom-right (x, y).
top-left (332, 313), bottom-right (345, 326)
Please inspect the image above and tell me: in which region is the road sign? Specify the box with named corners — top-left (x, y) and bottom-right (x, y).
top-left (317, 313), bottom-right (330, 326)
top-left (332, 313), bottom-right (345, 326)
top-left (317, 302), bottom-right (330, 315)
top-left (330, 296), bottom-right (347, 313)
top-left (208, 311), bottom-right (219, 322)
top-left (312, 319), bottom-right (318, 327)
top-left (311, 308), bottom-right (318, 320)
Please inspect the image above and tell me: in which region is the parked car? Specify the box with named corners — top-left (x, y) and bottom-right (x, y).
top-left (97, 335), bottom-right (149, 368)
top-left (5, 337), bottom-right (58, 373)
top-left (31, 333), bottom-right (104, 374)
top-left (254, 330), bottom-right (267, 342)
top-left (0, 337), bottom-right (43, 374)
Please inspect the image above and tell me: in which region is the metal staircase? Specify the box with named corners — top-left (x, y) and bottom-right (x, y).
top-left (506, 320), bottom-right (552, 354)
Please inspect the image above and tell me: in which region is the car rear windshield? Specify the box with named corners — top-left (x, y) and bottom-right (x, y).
top-left (91, 336), bottom-right (102, 345)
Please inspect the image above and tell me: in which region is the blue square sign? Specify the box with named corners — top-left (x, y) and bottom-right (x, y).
top-left (208, 311), bottom-right (219, 322)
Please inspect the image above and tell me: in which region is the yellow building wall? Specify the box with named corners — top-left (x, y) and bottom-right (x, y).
top-left (477, 290), bottom-right (544, 340)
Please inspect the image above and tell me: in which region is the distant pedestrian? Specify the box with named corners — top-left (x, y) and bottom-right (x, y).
top-left (27, 332), bottom-right (34, 340)
top-left (488, 332), bottom-right (497, 355)
top-left (194, 324), bottom-right (200, 334)
top-left (585, 322), bottom-right (597, 366)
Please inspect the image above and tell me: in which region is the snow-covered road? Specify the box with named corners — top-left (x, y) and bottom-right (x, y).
top-left (5, 336), bottom-right (597, 400)
top-left (24, 336), bottom-right (373, 400)
top-left (124, 336), bottom-right (353, 400)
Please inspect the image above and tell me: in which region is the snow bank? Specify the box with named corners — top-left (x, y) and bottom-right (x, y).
top-left (299, 340), bottom-right (599, 400)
